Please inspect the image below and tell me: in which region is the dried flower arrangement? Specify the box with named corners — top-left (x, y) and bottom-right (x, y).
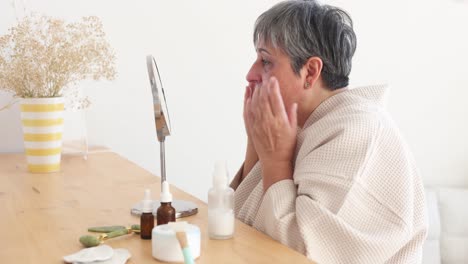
top-left (0, 14), bottom-right (116, 109)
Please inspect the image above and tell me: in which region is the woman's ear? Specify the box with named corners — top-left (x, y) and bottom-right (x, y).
top-left (303, 57), bottom-right (323, 89)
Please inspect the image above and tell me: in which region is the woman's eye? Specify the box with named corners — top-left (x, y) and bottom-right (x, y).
top-left (261, 59), bottom-right (271, 66)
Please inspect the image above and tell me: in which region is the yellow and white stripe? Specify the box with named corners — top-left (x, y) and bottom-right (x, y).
top-left (20, 97), bottom-right (64, 173)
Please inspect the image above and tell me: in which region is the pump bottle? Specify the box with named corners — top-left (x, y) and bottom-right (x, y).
top-left (208, 160), bottom-right (235, 239)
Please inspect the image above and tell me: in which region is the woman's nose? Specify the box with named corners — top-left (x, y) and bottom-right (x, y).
top-left (246, 61), bottom-right (262, 86)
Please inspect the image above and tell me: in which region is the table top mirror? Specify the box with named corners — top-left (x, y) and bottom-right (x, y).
top-left (130, 55), bottom-right (198, 218)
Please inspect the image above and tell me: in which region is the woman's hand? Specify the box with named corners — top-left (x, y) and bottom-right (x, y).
top-left (245, 77), bottom-right (298, 191)
top-left (243, 84), bottom-right (255, 140)
top-left (242, 84), bottom-right (259, 180)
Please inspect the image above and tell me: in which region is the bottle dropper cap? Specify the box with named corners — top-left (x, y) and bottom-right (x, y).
top-left (160, 181), bottom-right (173, 203)
top-left (213, 160), bottom-right (228, 188)
top-left (142, 189), bottom-right (153, 213)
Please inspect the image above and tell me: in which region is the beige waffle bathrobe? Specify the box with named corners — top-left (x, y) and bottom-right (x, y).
top-left (230, 85), bottom-right (428, 263)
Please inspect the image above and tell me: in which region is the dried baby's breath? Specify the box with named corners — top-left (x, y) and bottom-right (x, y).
top-left (0, 14), bottom-right (116, 103)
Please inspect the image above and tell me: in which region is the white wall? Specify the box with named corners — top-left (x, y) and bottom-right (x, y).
top-left (1, 0), bottom-right (467, 202)
top-left (332, 0), bottom-right (468, 188)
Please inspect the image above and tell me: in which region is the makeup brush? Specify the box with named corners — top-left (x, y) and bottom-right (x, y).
top-left (168, 221), bottom-right (194, 264)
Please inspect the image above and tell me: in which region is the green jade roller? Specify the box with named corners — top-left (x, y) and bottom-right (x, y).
top-left (80, 225), bottom-right (141, 247)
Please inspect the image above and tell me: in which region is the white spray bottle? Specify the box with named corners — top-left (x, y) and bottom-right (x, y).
top-left (207, 160), bottom-right (235, 239)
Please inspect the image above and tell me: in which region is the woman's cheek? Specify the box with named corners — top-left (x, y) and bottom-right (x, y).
top-left (262, 72), bottom-right (271, 81)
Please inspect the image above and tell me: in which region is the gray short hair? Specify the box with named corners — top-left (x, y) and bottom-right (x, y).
top-left (254, 0), bottom-right (357, 90)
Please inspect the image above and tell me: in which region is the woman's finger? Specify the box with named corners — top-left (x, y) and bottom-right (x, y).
top-left (243, 86), bottom-right (250, 124)
top-left (269, 78), bottom-right (288, 120)
top-left (244, 86), bottom-right (250, 102)
top-left (244, 86), bottom-right (251, 111)
top-left (251, 83), bottom-right (259, 108)
top-left (245, 96), bottom-right (254, 124)
top-left (258, 81), bottom-right (273, 118)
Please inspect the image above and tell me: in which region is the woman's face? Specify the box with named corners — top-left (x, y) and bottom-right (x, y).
top-left (246, 41), bottom-right (305, 112)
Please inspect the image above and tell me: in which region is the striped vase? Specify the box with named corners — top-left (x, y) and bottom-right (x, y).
top-left (20, 97), bottom-right (64, 173)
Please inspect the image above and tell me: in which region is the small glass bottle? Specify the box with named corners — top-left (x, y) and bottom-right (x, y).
top-left (156, 181), bottom-right (176, 226)
top-left (140, 189), bottom-right (154, 239)
top-left (208, 160), bottom-right (235, 239)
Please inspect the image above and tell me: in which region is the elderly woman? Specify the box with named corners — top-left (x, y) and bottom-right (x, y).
top-left (229, 1), bottom-right (428, 263)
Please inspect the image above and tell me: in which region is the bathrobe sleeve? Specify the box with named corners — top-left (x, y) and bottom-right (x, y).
top-left (252, 125), bottom-right (427, 264)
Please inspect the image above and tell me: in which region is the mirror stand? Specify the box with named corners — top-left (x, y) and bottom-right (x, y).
top-left (130, 55), bottom-right (198, 218)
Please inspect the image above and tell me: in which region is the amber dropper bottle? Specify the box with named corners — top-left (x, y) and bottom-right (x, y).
top-left (140, 189), bottom-right (154, 239)
top-left (156, 181), bottom-right (176, 225)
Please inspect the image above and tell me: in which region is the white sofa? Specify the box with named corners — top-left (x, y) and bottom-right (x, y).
top-left (423, 188), bottom-right (468, 264)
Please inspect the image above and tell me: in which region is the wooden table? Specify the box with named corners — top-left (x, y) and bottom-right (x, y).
top-left (0, 152), bottom-right (312, 263)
